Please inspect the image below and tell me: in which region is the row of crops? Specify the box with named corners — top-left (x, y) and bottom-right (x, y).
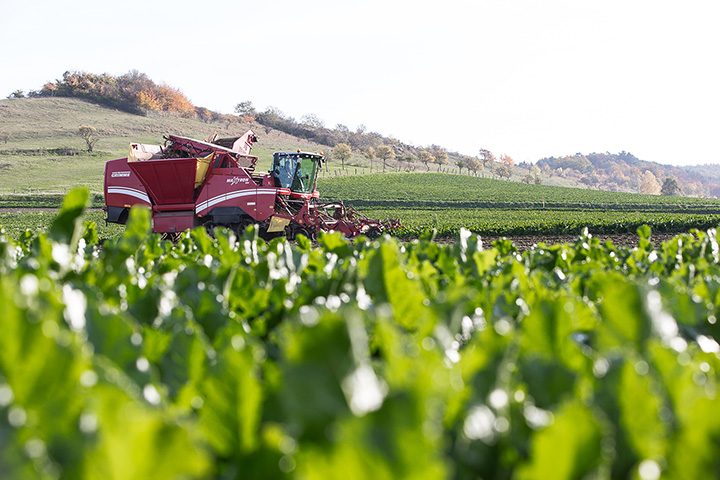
top-left (320, 174), bottom-right (720, 209)
top-left (0, 194), bottom-right (105, 209)
top-left (1, 188), bottom-right (718, 478)
top-left (4, 173), bottom-right (720, 211)
top-left (0, 211), bottom-right (123, 240)
top-left (6, 209), bottom-right (720, 241)
top-left (366, 208), bottom-right (720, 238)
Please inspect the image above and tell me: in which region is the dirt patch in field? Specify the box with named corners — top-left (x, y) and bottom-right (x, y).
top-left (0, 207), bottom-right (62, 213)
top-left (478, 232), bottom-right (680, 250)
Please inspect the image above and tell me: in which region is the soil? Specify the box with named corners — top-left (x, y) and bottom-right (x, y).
top-left (474, 232), bottom-right (681, 250)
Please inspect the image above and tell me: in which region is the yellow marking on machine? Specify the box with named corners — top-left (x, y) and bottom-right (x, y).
top-left (267, 215), bottom-right (291, 233)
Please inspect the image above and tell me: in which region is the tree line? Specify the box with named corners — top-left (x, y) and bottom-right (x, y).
top-left (236, 100), bottom-right (523, 178)
top-left (537, 152), bottom-right (689, 196)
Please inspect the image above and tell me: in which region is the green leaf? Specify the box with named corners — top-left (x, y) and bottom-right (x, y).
top-left (199, 342), bottom-right (263, 457)
top-left (518, 401), bottom-right (604, 480)
top-left (362, 240), bottom-right (433, 331)
top-left (296, 393), bottom-right (448, 480)
top-left (83, 384), bottom-right (210, 479)
top-left (49, 187), bottom-right (89, 247)
top-left (594, 274), bottom-right (650, 353)
top-left (276, 310), bottom-right (353, 440)
top-left (618, 360), bottom-right (668, 460)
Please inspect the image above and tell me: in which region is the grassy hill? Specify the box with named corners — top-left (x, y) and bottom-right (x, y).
top-left (320, 173), bottom-right (720, 209)
top-left (0, 97), bottom-right (368, 194)
top-left (0, 97), bottom-right (610, 196)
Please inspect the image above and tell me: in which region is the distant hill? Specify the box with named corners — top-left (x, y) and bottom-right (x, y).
top-left (536, 152), bottom-right (720, 197)
top-left (684, 164), bottom-right (720, 195)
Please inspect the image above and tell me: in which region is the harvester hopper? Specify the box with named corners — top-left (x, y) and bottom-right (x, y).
top-left (104, 131), bottom-right (397, 239)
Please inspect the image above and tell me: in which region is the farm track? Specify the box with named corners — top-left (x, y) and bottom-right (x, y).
top-left (0, 207), bottom-right (103, 212)
top-left (479, 232), bottom-right (680, 250)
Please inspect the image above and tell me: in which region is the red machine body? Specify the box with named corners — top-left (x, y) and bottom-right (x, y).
top-left (104, 131), bottom-right (395, 238)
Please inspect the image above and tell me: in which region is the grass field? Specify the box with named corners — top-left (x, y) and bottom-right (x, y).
top-left (319, 173), bottom-right (720, 208)
top-left (0, 97), bottom-right (369, 194)
top-left (4, 175), bottom-right (720, 239)
top-left (0, 210), bottom-right (123, 239)
top-left (365, 207), bottom-right (720, 237)
top-left (3, 206), bottom-right (719, 241)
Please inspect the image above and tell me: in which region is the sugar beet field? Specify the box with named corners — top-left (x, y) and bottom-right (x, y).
top-left (4, 174), bottom-right (720, 242)
top-left (0, 188), bottom-right (719, 479)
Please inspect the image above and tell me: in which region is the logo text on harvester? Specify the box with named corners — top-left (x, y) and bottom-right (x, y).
top-left (226, 177), bottom-right (250, 186)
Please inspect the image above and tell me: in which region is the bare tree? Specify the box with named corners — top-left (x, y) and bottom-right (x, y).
top-left (234, 101), bottom-right (256, 116)
top-left (363, 146), bottom-right (376, 171)
top-left (333, 143), bottom-right (352, 169)
top-left (493, 163), bottom-right (512, 179)
top-left (430, 145), bottom-right (448, 169)
top-left (400, 153), bottom-right (416, 171)
top-left (300, 114), bottom-right (325, 129)
top-left (465, 156), bottom-right (481, 176)
top-left (7, 90), bottom-right (25, 99)
top-left (78, 126), bottom-right (99, 153)
top-left (418, 149), bottom-right (435, 171)
top-left (478, 149), bottom-right (496, 169)
top-left (639, 170), bottom-right (661, 194)
top-left (376, 145), bottom-right (395, 172)
top-left (455, 156), bottom-right (466, 174)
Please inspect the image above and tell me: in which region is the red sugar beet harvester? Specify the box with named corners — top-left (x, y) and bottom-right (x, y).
top-left (104, 131), bottom-right (397, 239)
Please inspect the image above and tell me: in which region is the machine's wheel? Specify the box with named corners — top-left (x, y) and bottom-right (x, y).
top-left (286, 225), bottom-right (315, 242)
top-left (232, 222), bottom-right (258, 239)
top-left (364, 226), bottom-right (383, 239)
top-left (160, 232), bottom-right (182, 242)
top-left (297, 227), bottom-right (317, 242)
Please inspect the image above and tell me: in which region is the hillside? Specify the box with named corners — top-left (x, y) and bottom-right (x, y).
top-left (536, 152), bottom-right (720, 197)
top-left (0, 97), bottom-right (345, 194)
top-left (320, 173), bottom-right (720, 208)
top-left (0, 97), bottom-right (565, 194)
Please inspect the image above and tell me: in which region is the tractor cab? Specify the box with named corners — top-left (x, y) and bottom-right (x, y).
top-left (271, 152), bottom-right (323, 194)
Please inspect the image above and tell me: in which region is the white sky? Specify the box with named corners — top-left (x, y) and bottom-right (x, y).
top-left (1, 0), bottom-right (719, 165)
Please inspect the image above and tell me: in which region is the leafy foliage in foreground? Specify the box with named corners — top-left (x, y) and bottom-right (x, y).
top-left (1, 189), bottom-right (719, 479)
